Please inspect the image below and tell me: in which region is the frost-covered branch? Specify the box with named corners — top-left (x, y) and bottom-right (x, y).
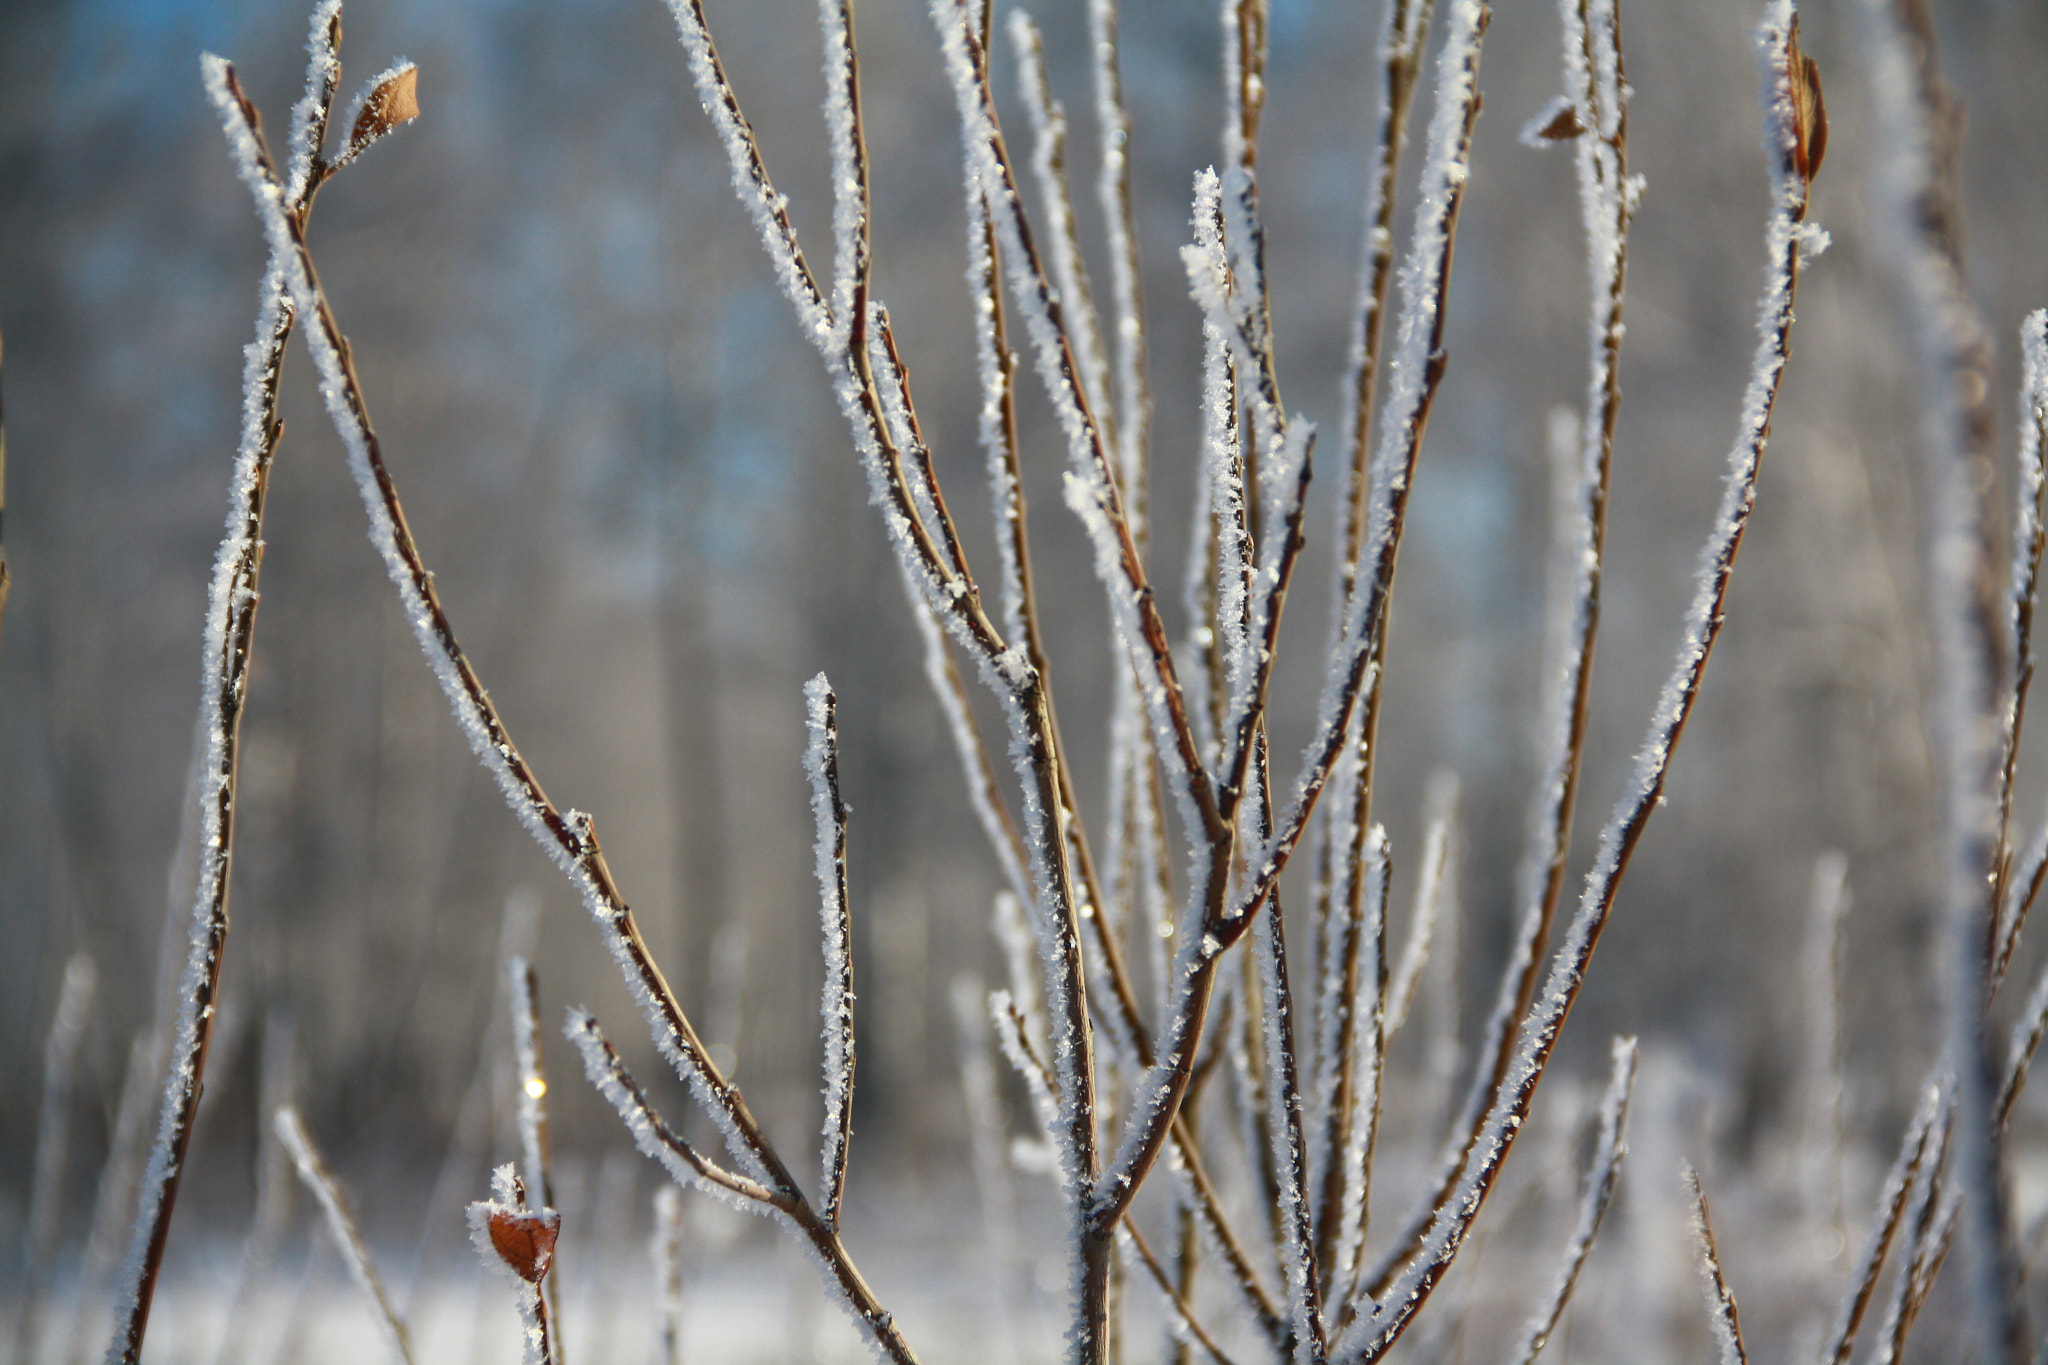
top-left (1236, 0), bottom-right (1488, 932)
top-left (1504, 1037), bottom-right (1637, 1365)
top-left (110, 16), bottom-right (350, 1356)
top-left (1684, 1164), bottom-right (1749, 1365)
top-left (1337, 10), bottom-right (1821, 1352)
top-left (1011, 11), bottom-right (1111, 449)
top-left (1086, 0), bottom-right (1151, 529)
top-left (1324, 831), bottom-right (1388, 1290)
top-left (467, 1164), bottom-right (560, 1365)
top-left (564, 1012), bottom-right (918, 1361)
top-left (1820, 1081), bottom-right (1942, 1365)
top-left (805, 675), bottom-right (857, 1232)
top-left (934, 0), bottom-right (1222, 849)
top-left (1370, 0), bottom-right (1636, 1293)
top-left (205, 52), bottom-right (919, 1364)
top-left (275, 1105), bottom-right (415, 1365)
top-left (1995, 308), bottom-right (2048, 987)
top-left (1857, 0), bottom-right (2024, 1354)
top-left (507, 957), bottom-right (565, 1360)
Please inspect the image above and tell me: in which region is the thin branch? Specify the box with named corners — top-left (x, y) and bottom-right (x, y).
top-left (566, 1012), bottom-right (773, 1208)
top-left (508, 956), bottom-right (565, 1363)
top-left (820, 0), bottom-right (869, 361)
top-left (1819, 1081), bottom-right (1942, 1365)
top-left (1384, 780), bottom-right (1458, 1043)
top-left (1338, 13), bottom-right (1819, 1351)
top-left (1086, 0), bottom-right (1152, 531)
top-left (559, 1014), bottom-right (914, 1355)
top-left (1857, 0), bottom-right (2025, 1355)
top-left (1996, 308), bottom-right (2048, 987)
top-left (208, 61), bottom-right (918, 1364)
top-left (15, 955), bottom-right (95, 1362)
top-left (1684, 1164), bottom-right (1750, 1365)
top-left (274, 1106), bottom-right (415, 1365)
top-left (653, 1186), bottom-right (687, 1365)
top-left (1123, 1222), bottom-right (1244, 1365)
top-left (805, 675), bottom-right (857, 1232)
top-left (1333, 828), bottom-right (1390, 1292)
top-left (934, 0), bottom-right (1223, 848)
top-left (1233, 0), bottom-right (1488, 934)
top-left (1872, 1103), bottom-right (1951, 1365)
top-left (1249, 914), bottom-right (1323, 1356)
top-left (1011, 11), bottom-right (1113, 448)
top-left (1221, 0), bottom-right (1267, 175)
top-left (1311, 809), bottom-right (1381, 1277)
top-left (1504, 1037), bottom-right (1638, 1365)
top-left (1803, 852), bottom-right (1852, 1246)
top-left (111, 18), bottom-right (343, 1353)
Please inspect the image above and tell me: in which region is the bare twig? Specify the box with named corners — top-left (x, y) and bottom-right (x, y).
top-left (467, 1164), bottom-right (560, 1365)
top-left (1122, 1222), bottom-right (1243, 1365)
top-left (509, 957), bottom-right (564, 1360)
top-left (1684, 1164), bottom-right (1750, 1365)
top-left (14, 954), bottom-right (95, 1363)
top-left (112, 14), bottom-right (348, 1354)
top-left (1505, 1037), bottom-right (1637, 1365)
top-left (1857, 0), bottom-right (2026, 1355)
top-left (805, 675), bottom-right (857, 1232)
top-left (275, 1105), bottom-right (416, 1365)
top-left (1339, 11), bottom-right (1819, 1351)
top-left (1819, 1081), bottom-right (1941, 1365)
top-left (653, 1186), bottom-right (687, 1365)
top-left (1996, 309), bottom-right (2048, 987)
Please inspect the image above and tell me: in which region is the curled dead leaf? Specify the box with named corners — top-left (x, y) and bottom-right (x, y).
top-left (1518, 95), bottom-right (1585, 149)
top-left (1785, 16), bottom-right (1826, 182)
top-left (483, 1204), bottom-right (560, 1284)
top-left (1535, 104), bottom-right (1585, 143)
top-left (349, 65), bottom-right (419, 155)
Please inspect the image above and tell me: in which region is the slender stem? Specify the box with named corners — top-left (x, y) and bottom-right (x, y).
top-left (1858, 0), bottom-right (2026, 1355)
top-left (1684, 1165), bottom-right (1750, 1365)
top-left (509, 958), bottom-right (564, 1362)
top-left (112, 22), bottom-right (341, 1349)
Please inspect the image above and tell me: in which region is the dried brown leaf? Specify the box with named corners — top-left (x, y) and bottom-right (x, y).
top-left (350, 65), bottom-right (419, 153)
top-left (1535, 104), bottom-right (1585, 142)
top-left (485, 1205), bottom-right (560, 1284)
top-left (1786, 17), bottom-right (1827, 182)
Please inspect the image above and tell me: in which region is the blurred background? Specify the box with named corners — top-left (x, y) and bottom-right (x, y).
top-left (3, 0), bottom-right (2047, 1359)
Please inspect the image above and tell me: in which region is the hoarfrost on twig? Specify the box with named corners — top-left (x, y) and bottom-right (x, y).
top-left (275, 1106), bottom-right (416, 1365)
top-left (1683, 1164), bottom-right (1749, 1365)
top-left (806, 674), bottom-right (858, 1231)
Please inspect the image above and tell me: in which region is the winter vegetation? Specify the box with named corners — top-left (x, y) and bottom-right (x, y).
top-left (3, 0), bottom-right (2048, 1361)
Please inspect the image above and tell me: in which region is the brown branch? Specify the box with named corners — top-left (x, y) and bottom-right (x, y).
top-left (112, 22), bottom-right (341, 1351)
